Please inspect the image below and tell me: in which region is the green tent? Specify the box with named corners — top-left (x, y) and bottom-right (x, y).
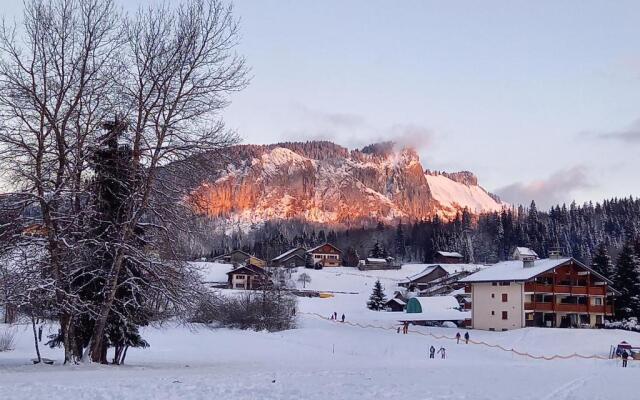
top-left (406, 297), bottom-right (422, 313)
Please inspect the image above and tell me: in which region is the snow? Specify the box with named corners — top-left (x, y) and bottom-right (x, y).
top-left (515, 246), bottom-right (539, 258)
top-left (436, 250), bottom-right (463, 258)
top-left (425, 173), bottom-right (505, 216)
top-left (190, 262), bottom-right (233, 284)
top-left (459, 258), bottom-right (573, 282)
top-left (2, 263), bottom-right (639, 399)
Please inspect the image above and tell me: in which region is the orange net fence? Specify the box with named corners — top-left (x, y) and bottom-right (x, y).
top-left (301, 312), bottom-right (630, 362)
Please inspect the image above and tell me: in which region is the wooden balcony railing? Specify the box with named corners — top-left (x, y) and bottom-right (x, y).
top-left (555, 303), bottom-right (588, 313)
top-left (523, 282), bottom-right (606, 296)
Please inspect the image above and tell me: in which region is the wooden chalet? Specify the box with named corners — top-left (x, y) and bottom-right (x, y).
top-left (307, 243), bottom-right (342, 267)
top-left (227, 264), bottom-right (270, 290)
top-left (271, 247), bottom-right (307, 268)
top-left (214, 250), bottom-right (266, 268)
top-left (433, 251), bottom-right (465, 264)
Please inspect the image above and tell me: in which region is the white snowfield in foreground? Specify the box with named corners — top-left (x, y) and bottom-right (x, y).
top-left (1, 265), bottom-right (639, 400)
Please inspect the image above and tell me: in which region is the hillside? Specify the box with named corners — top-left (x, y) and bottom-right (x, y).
top-left (189, 141), bottom-right (505, 227)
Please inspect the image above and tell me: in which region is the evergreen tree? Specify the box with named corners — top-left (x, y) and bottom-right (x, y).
top-left (613, 242), bottom-right (640, 320)
top-left (344, 246), bottom-right (360, 267)
top-left (395, 223), bottom-right (406, 260)
top-left (591, 243), bottom-right (613, 278)
top-left (367, 280), bottom-right (387, 311)
top-left (370, 241), bottom-right (384, 258)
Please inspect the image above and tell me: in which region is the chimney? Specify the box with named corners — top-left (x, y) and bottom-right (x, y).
top-left (548, 248), bottom-right (563, 259)
top-left (522, 256), bottom-right (535, 268)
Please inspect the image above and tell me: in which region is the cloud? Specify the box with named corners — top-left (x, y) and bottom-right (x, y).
top-left (388, 124), bottom-right (433, 152)
top-left (495, 166), bottom-right (594, 209)
top-left (580, 118), bottom-right (640, 143)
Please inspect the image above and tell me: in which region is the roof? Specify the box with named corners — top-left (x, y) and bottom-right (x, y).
top-left (436, 251), bottom-right (464, 258)
top-left (366, 257), bottom-right (388, 263)
top-left (227, 264), bottom-right (267, 276)
top-left (272, 247), bottom-right (306, 261)
top-left (515, 247), bottom-right (538, 257)
top-left (399, 263), bottom-right (487, 284)
top-left (407, 296), bottom-right (461, 313)
top-left (385, 298), bottom-right (406, 305)
top-left (307, 242), bottom-right (342, 254)
top-left (459, 257), bottom-right (617, 289)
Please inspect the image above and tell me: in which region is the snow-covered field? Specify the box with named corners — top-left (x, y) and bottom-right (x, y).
top-left (1, 264), bottom-right (639, 400)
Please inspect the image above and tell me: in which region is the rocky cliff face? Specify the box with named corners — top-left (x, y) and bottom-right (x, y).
top-left (190, 141), bottom-right (505, 227)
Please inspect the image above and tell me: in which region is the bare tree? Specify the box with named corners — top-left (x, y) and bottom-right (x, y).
top-left (87, 0), bottom-right (248, 361)
top-left (0, 0), bottom-right (248, 364)
top-left (297, 272), bottom-right (311, 289)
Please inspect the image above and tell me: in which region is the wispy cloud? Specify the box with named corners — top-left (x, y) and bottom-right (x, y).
top-left (580, 118), bottom-right (640, 143)
top-left (495, 166), bottom-right (594, 209)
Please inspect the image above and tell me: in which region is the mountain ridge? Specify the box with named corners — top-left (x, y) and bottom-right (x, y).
top-left (190, 141), bottom-right (506, 228)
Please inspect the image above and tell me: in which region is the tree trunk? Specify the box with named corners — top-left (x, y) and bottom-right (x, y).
top-left (31, 314), bottom-right (42, 364)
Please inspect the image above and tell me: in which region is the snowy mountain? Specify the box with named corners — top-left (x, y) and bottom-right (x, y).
top-left (190, 141), bottom-right (506, 227)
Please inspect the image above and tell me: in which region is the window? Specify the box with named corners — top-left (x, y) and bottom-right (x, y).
top-left (502, 311), bottom-right (508, 320)
top-left (236, 274), bottom-right (245, 279)
top-left (499, 282), bottom-right (511, 286)
top-left (491, 282), bottom-right (498, 286)
top-left (491, 311), bottom-right (495, 316)
top-left (234, 283), bottom-right (244, 289)
top-left (593, 297), bottom-right (603, 305)
top-left (501, 293), bottom-right (508, 302)
top-left (491, 293), bottom-right (495, 299)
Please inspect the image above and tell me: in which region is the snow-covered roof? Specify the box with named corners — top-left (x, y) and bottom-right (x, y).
top-left (396, 310), bottom-right (470, 322)
top-left (459, 258), bottom-right (572, 283)
top-left (307, 243), bottom-right (342, 254)
top-left (386, 298), bottom-right (406, 305)
top-left (399, 263), bottom-right (486, 283)
top-left (409, 296), bottom-right (461, 311)
top-left (514, 247), bottom-right (538, 258)
top-left (272, 247), bottom-right (305, 261)
top-left (437, 251), bottom-right (463, 258)
top-left (366, 257), bottom-right (388, 263)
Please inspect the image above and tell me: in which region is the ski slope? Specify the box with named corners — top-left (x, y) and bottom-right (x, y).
top-left (1, 265), bottom-right (638, 399)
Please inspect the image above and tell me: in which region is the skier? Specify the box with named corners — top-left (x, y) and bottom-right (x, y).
top-left (341, 314), bottom-right (345, 323)
top-left (456, 332), bottom-right (461, 344)
top-left (403, 321), bottom-right (409, 334)
top-left (437, 346), bottom-right (446, 359)
top-left (464, 332), bottom-right (470, 344)
top-left (334, 312), bottom-right (337, 320)
top-left (429, 345), bottom-right (436, 359)
top-left (622, 350), bottom-right (629, 368)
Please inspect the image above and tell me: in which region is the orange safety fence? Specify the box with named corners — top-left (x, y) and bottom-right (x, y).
top-left (300, 312), bottom-right (629, 362)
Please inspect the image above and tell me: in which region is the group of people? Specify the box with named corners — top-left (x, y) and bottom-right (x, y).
top-left (329, 312), bottom-right (345, 323)
top-left (429, 345), bottom-right (446, 359)
top-left (456, 331), bottom-right (470, 344)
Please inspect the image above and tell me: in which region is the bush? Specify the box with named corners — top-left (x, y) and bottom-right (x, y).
top-left (0, 327), bottom-right (16, 352)
top-left (191, 290), bottom-right (297, 332)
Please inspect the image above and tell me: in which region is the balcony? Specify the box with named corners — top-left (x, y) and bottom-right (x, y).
top-left (525, 302), bottom-right (554, 311)
top-left (555, 303), bottom-right (588, 313)
top-left (523, 282), bottom-right (606, 296)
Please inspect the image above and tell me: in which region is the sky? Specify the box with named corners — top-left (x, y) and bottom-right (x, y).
top-left (2, 0), bottom-right (640, 209)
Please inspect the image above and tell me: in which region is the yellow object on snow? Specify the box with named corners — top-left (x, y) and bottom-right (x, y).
top-left (319, 293), bottom-right (334, 298)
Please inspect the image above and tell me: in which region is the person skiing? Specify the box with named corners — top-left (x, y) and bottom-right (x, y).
top-left (402, 321), bottom-right (409, 334)
top-left (341, 314), bottom-right (345, 323)
top-left (429, 345), bottom-right (436, 359)
top-left (456, 332), bottom-right (461, 344)
top-left (622, 350), bottom-right (629, 368)
top-left (464, 332), bottom-right (470, 344)
top-left (437, 346), bottom-right (446, 359)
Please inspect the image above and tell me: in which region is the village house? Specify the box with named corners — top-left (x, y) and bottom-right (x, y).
top-left (227, 264), bottom-right (270, 290)
top-left (398, 264), bottom-right (486, 294)
top-left (358, 257), bottom-right (400, 271)
top-left (307, 243), bottom-right (342, 267)
top-left (271, 247), bottom-right (307, 268)
top-left (460, 248), bottom-right (618, 331)
top-left (214, 250), bottom-right (266, 268)
top-left (433, 251), bottom-right (465, 264)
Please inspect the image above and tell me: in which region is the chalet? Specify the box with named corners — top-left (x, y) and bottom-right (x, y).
top-left (227, 264), bottom-right (269, 290)
top-left (271, 247), bottom-right (307, 268)
top-left (434, 251), bottom-right (464, 264)
top-left (398, 264), bottom-right (486, 294)
top-left (358, 257), bottom-right (400, 271)
top-left (460, 249), bottom-right (619, 330)
top-left (214, 250), bottom-right (266, 268)
top-left (307, 243), bottom-right (342, 267)
top-left (384, 297), bottom-right (406, 312)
